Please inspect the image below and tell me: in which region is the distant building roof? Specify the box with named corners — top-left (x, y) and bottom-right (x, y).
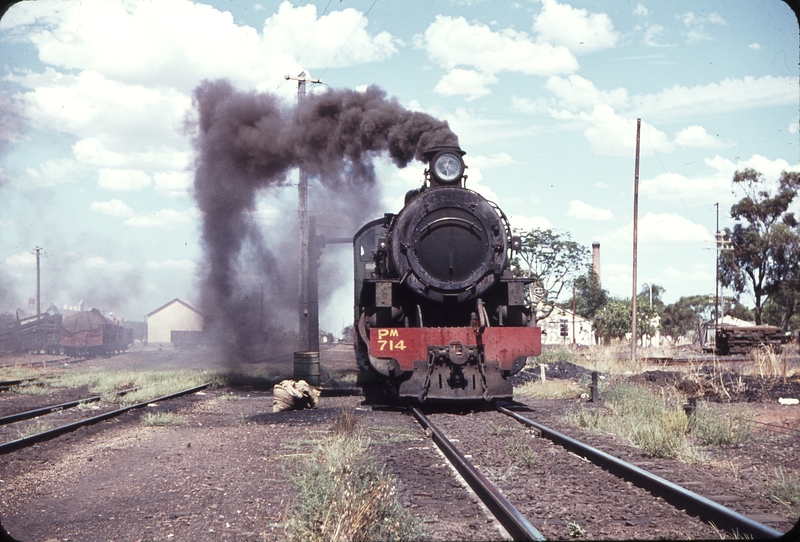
top-left (147, 298), bottom-right (202, 318)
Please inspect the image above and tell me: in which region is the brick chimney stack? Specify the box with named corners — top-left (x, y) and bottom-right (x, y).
top-left (592, 242), bottom-right (601, 285)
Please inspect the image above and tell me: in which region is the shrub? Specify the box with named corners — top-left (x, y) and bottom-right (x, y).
top-left (689, 403), bottom-right (752, 446)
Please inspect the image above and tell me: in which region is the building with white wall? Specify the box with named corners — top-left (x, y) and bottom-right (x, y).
top-left (537, 304), bottom-right (596, 346)
top-left (146, 299), bottom-right (203, 344)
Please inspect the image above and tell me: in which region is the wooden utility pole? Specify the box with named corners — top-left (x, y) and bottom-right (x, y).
top-left (631, 118), bottom-right (641, 365)
top-left (285, 72), bottom-right (321, 352)
top-left (33, 246), bottom-right (41, 319)
top-left (714, 202), bottom-right (720, 328)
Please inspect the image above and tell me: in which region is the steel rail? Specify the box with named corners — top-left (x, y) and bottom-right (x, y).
top-left (0, 387), bottom-right (140, 426)
top-left (410, 406), bottom-right (545, 541)
top-left (498, 405), bottom-right (784, 539)
top-left (0, 383), bottom-right (211, 455)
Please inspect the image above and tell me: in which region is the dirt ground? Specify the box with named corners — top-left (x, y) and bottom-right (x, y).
top-left (0, 344), bottom-right (799, 540)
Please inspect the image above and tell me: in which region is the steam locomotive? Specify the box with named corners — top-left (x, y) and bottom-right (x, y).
top-left (354, 146), bottom-right (541, 402)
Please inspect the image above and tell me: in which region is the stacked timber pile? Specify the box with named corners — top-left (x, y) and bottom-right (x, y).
top-left (715, 324), bottom-right (785, 355)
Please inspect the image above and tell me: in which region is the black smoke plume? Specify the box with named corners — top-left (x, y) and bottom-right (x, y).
top-left (188, 79), bottom-right (457, 357)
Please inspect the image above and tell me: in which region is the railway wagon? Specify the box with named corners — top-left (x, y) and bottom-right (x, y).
top-left (354, 146), bottom-right (541, 402)
top-left (61, 309), bottom-right (133, 357)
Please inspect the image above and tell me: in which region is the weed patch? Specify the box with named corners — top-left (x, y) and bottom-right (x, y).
top-left (689, 403), bottom-right (752, 446)
top-left (17, 420), bottom-right (53, 439)
top-left (506, 433), bottom-right (538, 469)
top-left (766, 467), bottom-right (800, 514)
top-left (567, 382), bottom-right (702, 462)
top-left (516, 379), bottom-right (583, 399)
top-left (284, 432), bottom-right (421, 541)
top-left (143, 412), bottom-right (183, 426)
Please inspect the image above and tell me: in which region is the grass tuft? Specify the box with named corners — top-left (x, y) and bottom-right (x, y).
top-left (507, 433), bottom-right (538, 469)
top-left (284, 431), bottom-right (421, 541)
top-left (330, 407), bottom-right (359, 437)
top-left (143, 412), bottom-right (183, 426)
top-left (16, 419), bottom-right (53, 439)
top-left (766, 467), bottom-right (800, 514)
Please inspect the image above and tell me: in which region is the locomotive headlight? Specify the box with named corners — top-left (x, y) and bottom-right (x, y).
top-left (432, 152), bottom-right (464, 184)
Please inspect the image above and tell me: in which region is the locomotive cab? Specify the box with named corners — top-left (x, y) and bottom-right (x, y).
top-left (354, 146), bottom-right (541, 402)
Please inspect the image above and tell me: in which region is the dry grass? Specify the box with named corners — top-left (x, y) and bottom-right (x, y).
top-left (766, 467), bottom-right (800, 515)
top-left (745, 346), bottom-right (789, 379)
top-left (142, 411), bottom-right (184, 426)
top-left (568, 382), bottom-right (705, 462)
top-left (284, 429), bottom-right (421, 542)
top-left (515, 379), bottom-right (585, 399)
top-left (44, 368), bottom-right (217, 404)
top-left (16, 419), bottom-right (53, 439)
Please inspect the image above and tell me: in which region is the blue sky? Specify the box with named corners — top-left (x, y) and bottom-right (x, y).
top-left (0, 0), bottom-right (797, 334)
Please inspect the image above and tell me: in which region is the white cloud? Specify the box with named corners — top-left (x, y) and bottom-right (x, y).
top-left (260, 1), bottom-right (399, 69)
top-left (90, 199), bottom-right (135, 218)
top-left (153, 172), bottom-right (192, 197)
top-left (677, 11), bottom-right (727, 43)
top-left (633, 4), bottom-right (649, 16)
top-left (674, 125), bottom-right (734, 148)
top-left (606, 213), bottom-right (712, 246)
top-left (748, 43), bottom-right (762, 50)
top-left (4, 252), bottom-right (35, 268)
top-left (416, 15), bottom-right (578, 77)
top-left (83, 256), bottom-right (132, 272)
top-left (640, 154), bottom-right (800, 205)
top-left (98, 168), bottom-right (153, 191)
top-left (634, 76), bottom-right (797, 121)
top-left (23, 158), bottom-right (88, 187)
top-left (552, 104), bottom-right (673, 156)
top-left (433, 69), bottom-right (498, 101)
top-left (789, 123), bottom-right (798, 134)
top-left (595, 181), bottom-right (608, 188)
top-left (567, 200), bottom-right (614, 221)
top-left (123, 208), bottom-right (197, 228)
top-left (533, 0), bottom-right (619, 54)
top-left (509, 215), bottom-right (554, 231)
top-left (147, 259), bottom-right (196, 271)
top-left (545, 75), bottom-right (628, 111)
top-left (643, 24), bottom-right (667, 47)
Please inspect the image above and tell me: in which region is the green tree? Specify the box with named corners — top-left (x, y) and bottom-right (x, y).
top-left (511, 228), bottom-right (588, 323)
top-left (635, 283), bottom-right (665, 340)
top-left (573, 268), bottom-right (608, 321)
top-left (661, 295), bottom-right (713, 341)
top-left (595, 297), bottom-right (631, 342)
top-left (719, 169), bottom-right (800, 327)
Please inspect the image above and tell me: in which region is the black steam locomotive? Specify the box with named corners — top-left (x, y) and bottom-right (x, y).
top-left (354, 146), bottom-right (541, 402)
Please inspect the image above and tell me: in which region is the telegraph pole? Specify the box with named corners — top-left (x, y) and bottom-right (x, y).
top-left (715, 203), bottom-right (720, 328)
top-left (33, 246), bottom-right (42, 319)
top-left (285, 71), bottom-right (321, 352)
top-left (631, 118), bottom-right (641, 365)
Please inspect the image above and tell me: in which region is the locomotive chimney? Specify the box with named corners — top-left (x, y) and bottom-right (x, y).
top-left (592, 242), bottom-right (601, 285)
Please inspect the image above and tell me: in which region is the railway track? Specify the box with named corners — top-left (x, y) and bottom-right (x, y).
top-left (410, 406), bottom-right (784, 540)
top-left (0, 386), bottom-right (140, 426)
top-left (0, 383), bottom-right (211, 455)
